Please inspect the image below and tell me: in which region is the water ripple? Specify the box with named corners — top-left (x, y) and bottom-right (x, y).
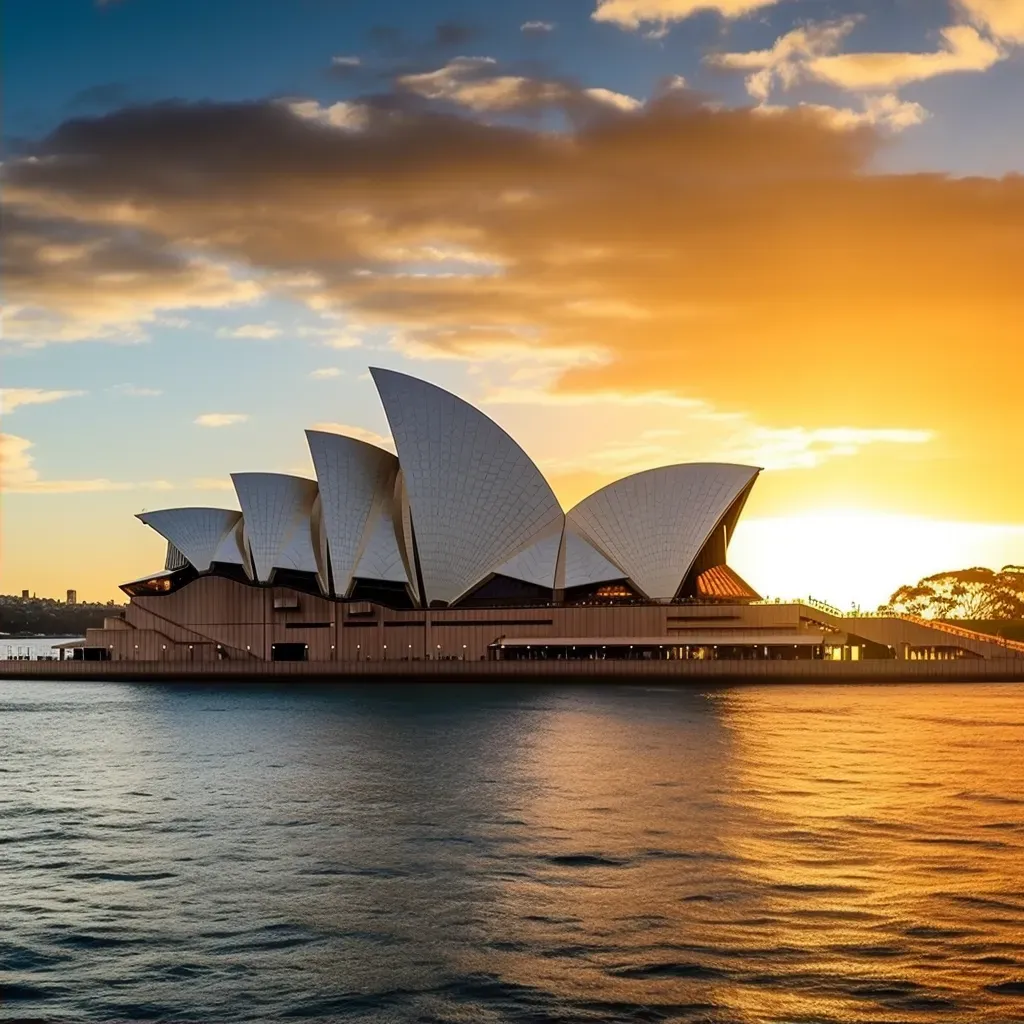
top-left (1, 680), bottom-right (1022, 1023)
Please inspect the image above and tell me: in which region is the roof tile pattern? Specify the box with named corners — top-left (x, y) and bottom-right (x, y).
top-left (231, 473), bottom-right (319, 582)
top-left (372, 368), bottom-right (564, 606)
top-left (137, 508), bottom-right (242, 573)
top-left (494, 520), bottom-right (565, 588)
top-left (561, 527), bottom-right (626, 589)
top-left (354, 505), bottom-right (409, 583)
top-left (393, 470), bottom-right (419, 598)
top-left (305, 430), bottom-right (403, 596)
top-left (212, 519), bottom-right (247, 569)
top-left (567, 464), bottom-right (759, 602)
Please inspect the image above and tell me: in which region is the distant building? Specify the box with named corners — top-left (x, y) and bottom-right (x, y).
top-left (80, 367), bottom-right (1024, 666)
top-left (21, 589), bottom-right (29, 600)
top-left (66, 590), bottom-right (77, 605)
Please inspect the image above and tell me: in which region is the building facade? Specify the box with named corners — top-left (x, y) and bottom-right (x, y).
top-left (77, 369), bottom-right (1023, 666)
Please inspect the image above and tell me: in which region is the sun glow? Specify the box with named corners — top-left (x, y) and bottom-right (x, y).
top-left (729, 510), bottom-right (1024, 611)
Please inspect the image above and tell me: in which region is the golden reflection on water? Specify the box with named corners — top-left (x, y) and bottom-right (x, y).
top-left (480, 685), bottom-right (1024, 1022)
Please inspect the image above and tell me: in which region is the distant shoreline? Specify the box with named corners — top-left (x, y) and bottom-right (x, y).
top-left (1, 634), bottom-right (85, 640)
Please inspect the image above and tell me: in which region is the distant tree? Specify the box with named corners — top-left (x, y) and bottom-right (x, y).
top-left (881, 566), bottom-right (1024, 620)
top-left (0, 595), bottom-right (122, 637)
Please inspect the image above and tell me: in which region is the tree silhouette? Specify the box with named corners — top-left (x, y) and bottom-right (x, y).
top-left (882, 566), bottom-right (1024, 619)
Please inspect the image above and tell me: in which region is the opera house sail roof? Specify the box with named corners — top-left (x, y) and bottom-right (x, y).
top-left (131, 368), bottom-right (761, 607)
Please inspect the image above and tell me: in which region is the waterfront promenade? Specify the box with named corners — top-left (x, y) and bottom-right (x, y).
top-left (3, 657), bottom-right (1024, 683)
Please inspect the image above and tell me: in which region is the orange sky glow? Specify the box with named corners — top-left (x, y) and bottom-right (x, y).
top-left (3, 0), bottom-right (1023, 607)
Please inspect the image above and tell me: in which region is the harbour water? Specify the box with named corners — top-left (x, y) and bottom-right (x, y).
top-left (1, 681), bottom-right (1023, 1022)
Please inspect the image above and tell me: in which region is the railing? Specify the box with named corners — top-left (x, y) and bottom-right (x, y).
top-left (896, 614), bottom-right (1024, 655)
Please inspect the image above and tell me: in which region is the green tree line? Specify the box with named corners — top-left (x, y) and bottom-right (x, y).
top-left (882, 566), bottom-right (1024, 621)
top-left (0, 595), bottom-right (122, 637)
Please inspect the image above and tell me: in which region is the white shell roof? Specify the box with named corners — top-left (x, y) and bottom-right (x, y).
top-left (492, 519), bottom-right (565, 589)
top-left (231, 473), bottom-right (319, 583)
top-left (305, 430), bottom-right (405, 596)
top-left (393, 469), bottom-right (419, 596)
top-left (372, 367), bottom-right (564, 606)
top-left (353, 506), bottom-right (409, 584)
top-left (566, 463), bottom-right (759, 602)
top-left (137, 507), bottom-right (242, 573)
top-left (212, 518), bottom-right (247, 569)
top-left (561, 527), bottom-right (626, 589)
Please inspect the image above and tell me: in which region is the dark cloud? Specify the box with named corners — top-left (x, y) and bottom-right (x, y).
top-left (2, 206), bottom-right (258, 344)
top-left (366, 19), bottom-right (478, 57)
top-left (5, 88), bottom-right (1024, 513)
top-left (67, 82), bottom-right (135, 111)
top-left (432, 20), bottom-right (477, 48)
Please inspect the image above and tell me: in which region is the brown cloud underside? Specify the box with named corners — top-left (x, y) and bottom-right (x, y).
top-left (4, 92), bottom-right (1023, 453)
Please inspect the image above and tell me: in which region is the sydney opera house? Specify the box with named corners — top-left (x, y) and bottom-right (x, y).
top-left (75, 369), bottom-right (1021, 666)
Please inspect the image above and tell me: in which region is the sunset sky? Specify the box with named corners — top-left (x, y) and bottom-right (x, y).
top-left (3, 0), bottom-right (1023, 607)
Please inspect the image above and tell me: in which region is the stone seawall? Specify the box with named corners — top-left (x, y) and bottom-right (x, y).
top-left (2, 658), bottom-right (1024, 683)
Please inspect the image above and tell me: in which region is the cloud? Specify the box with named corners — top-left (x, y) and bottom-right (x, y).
top-left (526, 393), bottom-right (933, 480)
top-left (398, 58), bottom-right (640, 114)
top-left (1, 432), bottom-right (172, 494)
top-left (958, 0), bottom-right (1024, 44)
top-left (191, 476), bottom-right (234, 490)
top-left (709, 19), bottom-right (859, 102)
top-left (521, 21), bottom-right (555, 34)
top-left (0, 388), bottom-right (85, 414)
top-left (286, 99), bottom-right (368, 131)
top-left (2, 207), bottom-right (261, 346)
top-left (111, 383), bottom-right (162, 396)
top-left (809, 24), bottom-right (1003, 90)
top-left (67, 82), bottom-right (134, 111)
top-left (216, 323), bottom-right (281, 339)
top-left (726, 426), bottom-right (934, 471)
top-left (5, 94), bottom-right (1024, 519)
top-left (392, 326), bottom-right (609, 371)
top-left (365, 20), bottom-right (478, 60)
top-left (592, 0), bottom-right (776, 31)
top-left (194, 413), bottom-right (248, 427)
top-left (310, 367), bottom-right (343, 378)
top-left (712, 19), bottom-right (1004, 98)
top-left (310, 422), bottom-right (393, 449)
top-left (319, 330), bottom-right (364, 349)
top-left (432, 20), bottom-right (478, 48)
top-left (758, 94), bottom-right (928, 132)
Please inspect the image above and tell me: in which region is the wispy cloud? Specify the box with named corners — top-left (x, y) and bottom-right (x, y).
top-left (111, 383), bottom-right (162, 397)
top-left (310, 422), bottom-right (393, 449)
top-left (592, 0), bottom-right (776, 31)
top-left (711, 18), bottom-right (1004, 100)
top-left (310, 367), bottom-right (343, 379)
top-left (0, 388), bottom-right (85, 414)
top-left (194, 413), bottom-right (248, 428)
top-left (521, 21), bottom-right (555, 33)
top-left (399, 57), bottom-right (640, 113)
top-left (726, 426), bottom-right (934, 471)
top-left (1, 432), bottom-right (173, 494)
top-left (191, 476), bottom-right (234, 490)
top-left (957, 0), bottom-right (1024, 44)
top-left (216, 323), bottom-right (281, 339)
